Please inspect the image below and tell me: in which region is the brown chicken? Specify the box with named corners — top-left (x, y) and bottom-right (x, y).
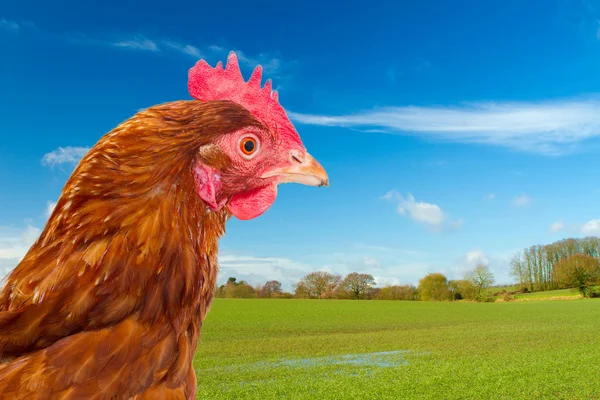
top-left (0, 52), bottom-right (328, 399)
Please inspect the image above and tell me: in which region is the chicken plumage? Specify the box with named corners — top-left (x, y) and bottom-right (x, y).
top-left (0, 52), bottom-right (328, 399)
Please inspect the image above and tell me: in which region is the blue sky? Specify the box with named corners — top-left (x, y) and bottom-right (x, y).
top-left (2, 0), bottom-right (600, 290)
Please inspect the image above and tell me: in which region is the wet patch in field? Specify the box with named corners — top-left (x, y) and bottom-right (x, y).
top-left (204, 350), bottom-right (427, 391)
top-left (268, 350), bottom-right (411, 368)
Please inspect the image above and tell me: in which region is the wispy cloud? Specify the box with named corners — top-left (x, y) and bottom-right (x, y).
top-left (1, 19), bottom-right (286, 76)
top-left (108, 36), bottom-right (202, 58)
top-left (0, 18), bottom-right (19, 32)
top-left (484, 193), bottom-right (496, 200)
top-left (550, 220), bottom-right (565, 233)
top-left (288, 96), bottom-right (600, 155)
top-left (512, 194), bottom-right (531, 207)
top-left (381, 190), bottom-right (463, 231)
top-left (41, 146), bottom-right (90, 167)
top-left (351, 243), bottom-right (428, 257)
top-left (113, 36), bottom-right (159, 52)
top-left (162, 40), bottom-right (201, 58)
top-left (234, 50), bottom-right (282, 76)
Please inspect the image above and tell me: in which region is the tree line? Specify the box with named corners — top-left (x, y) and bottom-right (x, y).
top-left (510, 236), bottom-right (600, 297)
top-left (214, 265), bottom-right (498, 302)
top-left (214, 236), bottom-right (600, 301)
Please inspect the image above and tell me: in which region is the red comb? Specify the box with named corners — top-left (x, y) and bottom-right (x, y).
top-left (188, 51), bottom-right (303, 147)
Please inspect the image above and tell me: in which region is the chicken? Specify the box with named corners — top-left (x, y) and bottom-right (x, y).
top-left (0, 51), bottom-right (328, 399)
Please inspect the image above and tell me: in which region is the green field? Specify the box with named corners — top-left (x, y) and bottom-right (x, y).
top-left (514, 288), bottom-right (582, 299)
top-left (194, 299), bottom-right (600, 399)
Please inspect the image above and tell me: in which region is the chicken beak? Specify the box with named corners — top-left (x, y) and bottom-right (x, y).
top-left (262, 150), bottom-right (329, 187)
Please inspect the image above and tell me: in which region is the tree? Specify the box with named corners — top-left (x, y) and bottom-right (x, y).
top-left (216, 277), bottom-right (257, 298)
top-left (229, 282), bottom-right (256, 298)
top-left (260, 280), bottom-right (283, 298)
top-left (378, 285), bottom-right (418, 300)
top-left (293, 281), bottom-right (311, 299)
top-left (294, 271), bottom-right (341, 299)
top-left (509, 236), bottom-right (600, 293)
top-left (464, 264), bottom-right (495, 301)
top-left (510, 253), bottom-right (529, 292)
top-left (418, 273), bottom-right (452, 301)
top-left (553, 254), bottom-right (600, 297)
top-left (342, 273), bottom-right (375, 299)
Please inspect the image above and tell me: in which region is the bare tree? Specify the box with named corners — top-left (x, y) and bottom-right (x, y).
top-left (295, 271), bottom-right (342, 299)
top-left (464, 264), bottom-right (495, 301)
top-left (342, 273), bottom-right (375, 299)
top-left (260, 280), bottom-right (283, 298)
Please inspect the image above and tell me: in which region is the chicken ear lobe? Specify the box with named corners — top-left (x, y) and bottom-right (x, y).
top-left (193, 163), bottom-right (226, 211)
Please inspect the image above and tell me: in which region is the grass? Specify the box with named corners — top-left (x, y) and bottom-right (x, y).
top-left (194, 298), bottom-right (600, 399)
top-left (514, 288), bottom-right (583, 299)
top-left (485, 285), bottom-right (520, 295)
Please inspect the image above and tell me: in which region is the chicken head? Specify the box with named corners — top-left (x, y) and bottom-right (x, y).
top-left (189, 52), bottom-right (329, 220)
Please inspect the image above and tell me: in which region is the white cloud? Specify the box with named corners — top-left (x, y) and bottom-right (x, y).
top-left (550, 220), bottom-right (565, 233)
top-left (581, 219), bottom-right (600, 235)
top-left (452, 249), bottom-right (514, 284)
top-left (288, 96), bottom-right (600, 155)
top-left (452, 249), bottom-right (491, 278)
top-left (113, 36), bottom-right (159, 52)
top-left (381, 190), bottom-right (462, 230)
top-left (46, 201), bottom-right (57, 218)
top-left (217, 253), bottom-right (315, 291)
top-left (381, 191), bottom-right (444, 225)
top-left (0, 225), bottom-right (41, 283)
top-left (362, 256), bottom-right (381, 268)
top-left (373, 276), bottom-right (401, 287)
top-left (512, 194), bottom-right (531, 207)
top-left (484, 193), bottom-right (496, 200)
top-left (465, 250), bottom-right (489, 266)
top-left (41, 146), bottom-right (90, 166)
top-left (0, 225), bottom-right (39, 260)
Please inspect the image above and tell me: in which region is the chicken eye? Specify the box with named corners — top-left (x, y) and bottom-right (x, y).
top-left (240, 137), bottom-right (258, 156)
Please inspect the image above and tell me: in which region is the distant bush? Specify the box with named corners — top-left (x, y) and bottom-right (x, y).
top-left (377, 285), bottom-right (418, 300)
top-left (214, 277), bottom-right (256, 299)
top-left (418, 273), bottom-right (452, 301)
top-left (277, 292), bottom-right (295, 299)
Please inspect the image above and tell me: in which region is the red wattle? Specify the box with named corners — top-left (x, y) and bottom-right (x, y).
top-left (227, 184), bottom-right (278, 220)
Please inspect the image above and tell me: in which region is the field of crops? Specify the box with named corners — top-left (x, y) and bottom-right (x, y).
top-left (194, 298), bottom-right (600, 399)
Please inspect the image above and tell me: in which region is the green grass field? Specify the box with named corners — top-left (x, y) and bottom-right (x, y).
top-left (514, 288), bottom-right (582, 299)
top-left (194, 299), bottom-right (600, 399)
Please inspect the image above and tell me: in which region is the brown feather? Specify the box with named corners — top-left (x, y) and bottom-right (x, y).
top-left (0, 100), bottom-right (264, 398)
